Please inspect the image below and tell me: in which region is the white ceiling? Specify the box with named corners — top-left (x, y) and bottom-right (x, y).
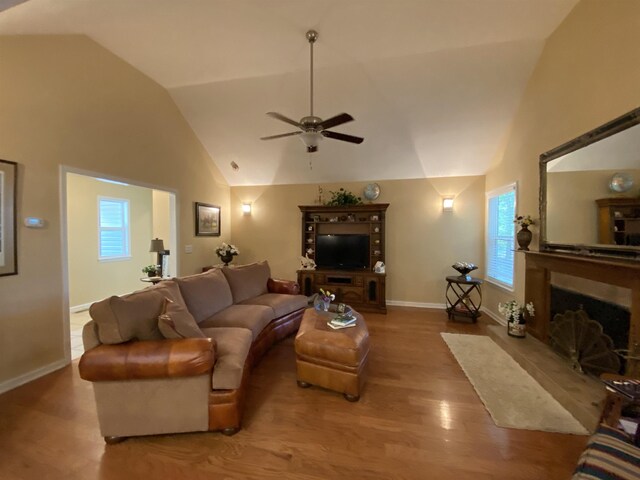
top-left (0, 0), bottom-right (578, 186)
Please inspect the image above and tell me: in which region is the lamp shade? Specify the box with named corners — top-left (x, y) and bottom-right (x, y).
top-left (149, 238), bottom-right (165, 252)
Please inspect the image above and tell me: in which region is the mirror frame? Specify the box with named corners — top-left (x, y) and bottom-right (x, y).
top-left (539, 106), bottom-right (640, 261)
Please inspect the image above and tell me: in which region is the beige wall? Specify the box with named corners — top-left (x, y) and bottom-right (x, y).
top-left (67, 173), bottom-right (154, 307)
top-left (0, 35), bottom-right (229, 389)
top-left (231, 176), bottom-right (485, 305)
top-left (484, 0), bottom-right (640, 316)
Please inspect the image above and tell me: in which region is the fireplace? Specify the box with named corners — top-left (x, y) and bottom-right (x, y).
top-left (524, 251), bottom-right (640, 376)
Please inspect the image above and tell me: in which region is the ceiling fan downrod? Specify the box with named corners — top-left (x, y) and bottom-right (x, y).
top-left (306, 30), bottom-right (317, 118)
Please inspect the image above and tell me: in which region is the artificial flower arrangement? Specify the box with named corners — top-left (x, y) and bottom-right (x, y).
top-left (215, 242), bottom-right (239, 258)
top-left (514, 215), bottom-right (535, 227)
top-left (498, 300), bottom-right (535, 323)
top-left (319, 288), bottom-right (336, 303)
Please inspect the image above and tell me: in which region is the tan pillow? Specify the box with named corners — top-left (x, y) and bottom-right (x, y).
top-left (222, 261), bottom-right (271, 303)
top-left (158, 298), bottom-right (205, 339)
top-left (174, 268), bottom-right (233, 323)
top-left (90, 281), bottom-right (185, 344)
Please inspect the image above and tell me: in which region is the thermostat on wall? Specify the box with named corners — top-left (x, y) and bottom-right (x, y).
top-left (24, 217), bottom-right (44, 228)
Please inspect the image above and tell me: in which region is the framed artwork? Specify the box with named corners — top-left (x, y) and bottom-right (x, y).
top-left (0, 160), bottom-right (17, 276)
top-left (195, 202), bottom-right (220, 236)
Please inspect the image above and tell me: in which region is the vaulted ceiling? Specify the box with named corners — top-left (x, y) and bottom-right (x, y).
top-left (0, 0), bottom-right (578, 185)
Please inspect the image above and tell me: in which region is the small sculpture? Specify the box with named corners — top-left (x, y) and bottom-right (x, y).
top-left (300, 254), bottom-right (316, 270)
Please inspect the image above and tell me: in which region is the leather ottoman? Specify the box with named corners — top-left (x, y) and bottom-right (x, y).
top-left (294, 307), bottom-right (370, 401)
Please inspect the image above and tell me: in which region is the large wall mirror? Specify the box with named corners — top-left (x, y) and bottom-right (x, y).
top-left (540, 107), bottom-right (640, 261)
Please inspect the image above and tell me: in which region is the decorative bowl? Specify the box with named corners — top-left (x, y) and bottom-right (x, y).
top-left (452, 262), bottom-right (478, 276)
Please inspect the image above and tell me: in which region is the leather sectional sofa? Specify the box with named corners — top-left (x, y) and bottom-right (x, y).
top-left (78, 261), bottom-right (308, 443)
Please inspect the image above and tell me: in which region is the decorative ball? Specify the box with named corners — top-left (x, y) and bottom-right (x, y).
top-left (609, 172), bottom-right (634, 193)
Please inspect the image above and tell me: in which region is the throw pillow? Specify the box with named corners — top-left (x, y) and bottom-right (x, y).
top-left (158, 297), bottom-right (205, 339)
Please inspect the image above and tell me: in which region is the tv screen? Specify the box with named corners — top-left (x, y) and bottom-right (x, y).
top-left (316, 234), bottom-right (370, 269)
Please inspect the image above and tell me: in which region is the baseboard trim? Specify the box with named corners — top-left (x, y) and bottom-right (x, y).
top-left (386, 300), bottom-right (446, 309)
top-left (0, 359), bottom-right (68, 395)
top-left (70, 302), bottom-right (92, 314)
top-left (481, 306), bottom-right (506, 326)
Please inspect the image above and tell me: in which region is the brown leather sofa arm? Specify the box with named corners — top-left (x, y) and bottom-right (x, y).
top-left (268, 278), bottom-right (300, 295)
top-left (78, 338), bottom-right (215, 382)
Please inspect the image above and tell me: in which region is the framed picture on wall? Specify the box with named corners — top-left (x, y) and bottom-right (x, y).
top-left (195, 202), bottom-right (220, 236)
top-left (0, 159), bottom-right (17, 276)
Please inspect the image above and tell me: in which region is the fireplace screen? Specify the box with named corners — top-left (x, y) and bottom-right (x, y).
top-left (550, 309), bottom-right (621, 376)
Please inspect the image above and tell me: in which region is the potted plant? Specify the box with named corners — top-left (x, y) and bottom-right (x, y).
top-left (325, 188), bottom-right (362, 206)
top-left (514, 214), bottom-right (535, 251)
top-left (142, 265), bottom-right (158, 277)
top-left (215, 243), bottom-right (239, 266)
top-left (498, 300), bottom-right (535, 338)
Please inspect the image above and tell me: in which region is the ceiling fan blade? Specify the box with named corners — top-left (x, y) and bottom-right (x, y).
top-left (266, 112), bottom-right (302, 128)
top-left (319, 113), bottom-right (354, 130)
top-left (260, 131), bottom-right (301, 140)
top-left (322, 130), bottom-right (364, 144)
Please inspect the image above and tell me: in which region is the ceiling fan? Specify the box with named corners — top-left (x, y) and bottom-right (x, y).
top-left (261, 30), bottom-right (364, 153)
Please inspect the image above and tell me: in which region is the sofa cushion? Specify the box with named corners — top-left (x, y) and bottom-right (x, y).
top-left (89, 281), bottom-right (185, 344)
top-left (158, 298), bottom-right (205, 339)
top-left (240, 293), bottom-right (308, 318)
top-left (199, 304), bottom-right (275, 340)
top-left (174, 268), bottom-right (233, 323)
top-left (200, 327), bottom-right (252, 390)
top-left (573, 423), bottom-right (640, 479)
top-left (222, 261), bottom-right (270, 304)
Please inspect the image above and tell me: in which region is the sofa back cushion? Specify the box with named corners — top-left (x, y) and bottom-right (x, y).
top-left (158, 298), bottom-right (206, 339)
top-left (174, 268), bottom-right (233, 323)
top-left (89, 280), bottom-right (185, 344)
top-left (222, 261), bottom-right (271, 304)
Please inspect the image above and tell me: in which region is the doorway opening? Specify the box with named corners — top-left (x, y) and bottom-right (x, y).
top-left (61, 169), bottom-right (177, 360)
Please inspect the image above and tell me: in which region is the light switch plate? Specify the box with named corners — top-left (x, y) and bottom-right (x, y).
top-left (185, 244), bottom-right (193, 254)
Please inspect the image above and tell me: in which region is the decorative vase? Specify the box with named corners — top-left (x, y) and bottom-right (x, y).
top-left (517, 225), bottom-right (533, 251)
top-left (147, 271), bottom-right (156, 278)
top-left (322, 299), bottom-right (331, 312)
top-left (219, 253), bottom-right (234, 266)
top-left (507, 315), bottom-right (526, 338)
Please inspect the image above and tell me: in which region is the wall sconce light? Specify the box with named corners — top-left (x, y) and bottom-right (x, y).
top-left (242, 203), bottom-right (252, 215)
top-left (442, 197), bottom-right (454, 212)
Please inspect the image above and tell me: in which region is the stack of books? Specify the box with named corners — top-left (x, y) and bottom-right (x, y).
top-left (327, 313), bottom-right (357, 330)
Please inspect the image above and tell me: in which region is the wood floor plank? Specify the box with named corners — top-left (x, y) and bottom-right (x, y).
top-left (0, 307), bottom-right (589, 479)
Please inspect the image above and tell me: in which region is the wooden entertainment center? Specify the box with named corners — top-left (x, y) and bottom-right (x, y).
top-left (297, 204), bottom-right (389, 313)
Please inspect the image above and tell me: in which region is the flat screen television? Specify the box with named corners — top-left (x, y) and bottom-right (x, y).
top-left (315, 234), bottom-right (370, 270)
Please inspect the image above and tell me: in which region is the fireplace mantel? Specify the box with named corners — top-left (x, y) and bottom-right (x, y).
top-left (524, 251), bottom-right (640, 376)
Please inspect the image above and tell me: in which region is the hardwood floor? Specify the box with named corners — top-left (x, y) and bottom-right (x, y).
top-left (0, 308), bottom-right (588, 479)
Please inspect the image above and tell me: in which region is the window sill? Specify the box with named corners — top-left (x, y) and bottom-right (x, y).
top-left (484, 276), bottom-right (515, 293)
top-left (99, 256), bottom-right (132, 263)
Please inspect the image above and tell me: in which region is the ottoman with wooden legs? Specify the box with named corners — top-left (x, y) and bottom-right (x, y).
top-left (294, 307), bottom-right (370, 401)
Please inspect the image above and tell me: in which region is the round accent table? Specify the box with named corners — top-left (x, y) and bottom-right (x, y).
top-left (445, 275), bottom-right (483, 322)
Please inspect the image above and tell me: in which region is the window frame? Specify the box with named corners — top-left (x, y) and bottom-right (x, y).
top-left (485, 182), bottom-right (517, 291)
top-left (98, 196), bottom-right (131, 261)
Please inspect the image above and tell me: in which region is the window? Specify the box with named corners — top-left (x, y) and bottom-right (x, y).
top-left (98, 197), bottom-right (130, 260)
top-left (486, 184), bottom-right (516, 289)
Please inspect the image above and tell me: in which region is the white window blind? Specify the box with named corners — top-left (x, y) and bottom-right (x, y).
top-left (486, 184), bottom-right (516, 289)
top-left (99, 197), bottom-right (130, 260)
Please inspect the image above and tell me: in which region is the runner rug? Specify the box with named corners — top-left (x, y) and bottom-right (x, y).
top-left (441, 332), bottom-right (589, 435)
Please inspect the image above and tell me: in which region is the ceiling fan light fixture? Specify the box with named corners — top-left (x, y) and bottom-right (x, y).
top-left (299, 131), bottom-right (322, 152)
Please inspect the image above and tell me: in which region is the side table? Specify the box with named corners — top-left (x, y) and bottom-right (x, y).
top-left (140, 276), bottom-right (163, 285)
top-left (445, 275), bottom-right (483, 322)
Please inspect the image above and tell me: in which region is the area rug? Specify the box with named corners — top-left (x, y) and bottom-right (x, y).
top-left (441, 333), bottom-right (589, 435)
